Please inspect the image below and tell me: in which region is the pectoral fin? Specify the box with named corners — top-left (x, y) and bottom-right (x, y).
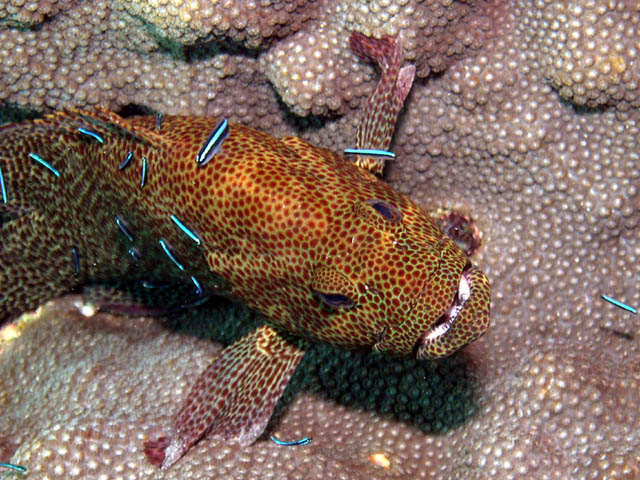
top-left (144, 324), bottom-right (308, 469)
top-left (349, 32), bottom-right (416, 175)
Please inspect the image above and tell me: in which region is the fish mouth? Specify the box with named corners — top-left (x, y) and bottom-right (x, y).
top-left (415, 263), bottom-right (490, 359)
top-left (424, 267), bottom-right (471, 341)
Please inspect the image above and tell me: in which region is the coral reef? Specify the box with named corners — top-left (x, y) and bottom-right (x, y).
top-left (525, 1), bottom-right (640, 109)
top-left (1, 0), bottom-right (640, 478)
top-left (1, 297), bottom-right (483, 479)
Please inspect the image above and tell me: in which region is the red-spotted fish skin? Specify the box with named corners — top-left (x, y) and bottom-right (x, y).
top-left (0, 33), bottom-right (490, 469)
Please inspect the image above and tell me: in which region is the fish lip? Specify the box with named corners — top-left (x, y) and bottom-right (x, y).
top-left (416, 265), bottom-right (472, 352)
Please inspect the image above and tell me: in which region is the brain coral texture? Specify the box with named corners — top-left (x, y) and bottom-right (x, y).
top-left (1, 0), bottom-right (640, 479)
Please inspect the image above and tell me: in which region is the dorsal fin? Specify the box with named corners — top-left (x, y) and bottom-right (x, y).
top-left (53, 107), bottom-right (169, 150)
top-left (349, 33), bottom-right (416, 176)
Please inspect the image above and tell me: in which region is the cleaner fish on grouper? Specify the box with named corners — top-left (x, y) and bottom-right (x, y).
top-left (0, 33), bottom-right (490, 468)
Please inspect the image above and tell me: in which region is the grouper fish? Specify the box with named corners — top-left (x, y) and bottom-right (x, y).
top-left (0, 33), bottom-right (490, 468)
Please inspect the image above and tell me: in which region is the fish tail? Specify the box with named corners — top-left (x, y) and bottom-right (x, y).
top-left (0, 113), bottom-right (85, 323)
top-left (0, 119), bottom-right (61, 322)
top-left (0, 211), bottom-right (73, 323)
top-left (0, 108), bottom-right (168, 324)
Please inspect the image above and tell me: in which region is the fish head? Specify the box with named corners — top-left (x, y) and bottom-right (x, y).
top-left (309, 195), bottom-right (490, 359)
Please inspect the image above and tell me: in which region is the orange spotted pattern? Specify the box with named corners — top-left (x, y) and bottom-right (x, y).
top-left (0, 33), bottom-right (490, 469)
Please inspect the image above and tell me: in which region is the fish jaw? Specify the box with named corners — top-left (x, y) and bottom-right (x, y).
top-left (415, 266), bottom-right (491, 359)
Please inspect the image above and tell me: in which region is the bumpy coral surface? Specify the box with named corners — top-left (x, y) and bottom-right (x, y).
top-left (525, 1), bottom-right (640, 109)
top-left (1, 0), bottom-right (640, 478)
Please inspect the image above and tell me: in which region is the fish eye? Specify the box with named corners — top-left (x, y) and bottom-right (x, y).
top-left (365, 199), bottom-right (402, 223)
top-left (312, 290), bottom-right (355, 309)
